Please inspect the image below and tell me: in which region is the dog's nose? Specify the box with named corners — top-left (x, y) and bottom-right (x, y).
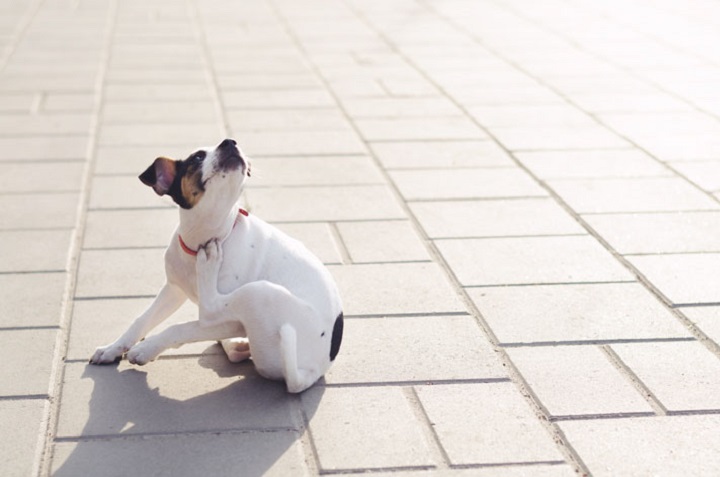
top-left (219, 139), bottom-right (237, 149)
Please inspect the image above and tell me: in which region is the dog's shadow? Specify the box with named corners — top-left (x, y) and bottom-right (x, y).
top-left (52, 349), bottom-right (324, 476)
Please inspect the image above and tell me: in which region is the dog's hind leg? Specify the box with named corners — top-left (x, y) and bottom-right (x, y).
top-left (279, 324), bottom-right (320, 393)
top-left (220, 338), bottom-right (251, 363)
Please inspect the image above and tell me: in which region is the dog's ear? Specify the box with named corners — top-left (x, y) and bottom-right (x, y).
top-left (139, 157), bottom-right (176, 196)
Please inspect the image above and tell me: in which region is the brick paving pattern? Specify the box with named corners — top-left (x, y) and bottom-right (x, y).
top-left (2, 0), bottom-right (720, 476)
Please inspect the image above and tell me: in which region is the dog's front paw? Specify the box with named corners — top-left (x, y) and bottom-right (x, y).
top-left (89, 342), bottom-right (129, 365)
top-left (127, 340), bottom-right (161, 366)
top-left (199, 238), bottom-right (222, 264)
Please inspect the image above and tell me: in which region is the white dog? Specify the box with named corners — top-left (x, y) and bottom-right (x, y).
top-left (90, 139), bottom-right (344, 393)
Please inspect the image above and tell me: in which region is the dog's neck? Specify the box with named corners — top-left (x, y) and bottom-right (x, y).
top-left (177, 207), bottom-right (238, 253)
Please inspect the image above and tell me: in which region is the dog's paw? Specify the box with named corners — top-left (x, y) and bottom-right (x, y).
top-left (223, 339), bottom-right (251, 363)
top-left (127, 341), bottom-right (161, 366)
top-left (89, 342), bottom-right (128, 365)
top-left (200, 238), bottom-right (222, 262)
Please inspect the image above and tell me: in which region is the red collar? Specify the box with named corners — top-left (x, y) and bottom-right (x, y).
top-left (178, 208), bottom-right (248, 257)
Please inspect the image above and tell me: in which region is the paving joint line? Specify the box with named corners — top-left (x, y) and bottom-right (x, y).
top-left (599, 345), bottom-right (668, 416)
top-left (53, 426), bottom-right (301, 444)
top-left (402, 387), bottom-right (452, 470)
top-left (0, 394), bottom-right (49, 401)
top-left (327, 222), bottom-right (353, 265)
top-left (551, 412), bottom-right (656, 422)
top-left (36, 3), bottom-right (119, 474)
top-left (319, 465), bottom-right (435, 475)
top-left (501, 337), bottom-right (696, 348)
top-left (323, 378), bottom-right (511, 388)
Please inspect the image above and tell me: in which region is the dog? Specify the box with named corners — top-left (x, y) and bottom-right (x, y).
top-left (89, 139), bottom-right (344, 393)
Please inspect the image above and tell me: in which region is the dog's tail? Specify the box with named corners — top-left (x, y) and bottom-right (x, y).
top-left (279, 324), bottom-right (318, 393)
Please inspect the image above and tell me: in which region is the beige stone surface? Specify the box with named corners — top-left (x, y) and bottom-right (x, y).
top-left (5, 0), bottom-right (720, 475)
top-left (416, 383), bottom-right (563, 466)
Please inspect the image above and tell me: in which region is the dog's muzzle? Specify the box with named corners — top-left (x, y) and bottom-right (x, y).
top-left (216, 138), bottom-right (246, 172)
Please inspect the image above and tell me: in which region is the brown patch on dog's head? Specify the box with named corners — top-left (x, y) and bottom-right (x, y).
top-left (139, 150), bottom-right (208, 209)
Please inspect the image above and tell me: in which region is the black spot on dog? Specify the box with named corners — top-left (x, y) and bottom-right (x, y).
top-left (330, 312), bottom-right (343, 361)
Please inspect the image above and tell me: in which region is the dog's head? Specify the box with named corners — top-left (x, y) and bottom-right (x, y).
top-left (139, 139), bottom-right (250, 212)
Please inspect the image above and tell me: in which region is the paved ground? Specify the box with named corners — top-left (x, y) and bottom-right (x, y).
top-left (2, 0), bottom-right (720, 475)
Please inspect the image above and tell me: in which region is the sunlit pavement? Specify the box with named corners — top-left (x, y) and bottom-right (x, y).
top-left (2, 1), bottom-right (720, 475)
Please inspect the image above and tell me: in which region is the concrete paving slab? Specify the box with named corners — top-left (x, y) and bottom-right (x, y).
top-left (507, 346), bottom-right (654, 417)
top-left (680, 306), bottom-right (720, 347)
top-left (270, 222), bottom-right (342, 265)
top-left (468, 104), bottom-right (595, 128)
top-left (390, 167), bottom-right (547, 201)
top-left (610, 341), bottom-right (720, 412)
top-left (43, 93), bottom-right (96, 112)
top-left (341, 97), bottom-right (462, 118)
top-left (329, 262), bottom-right (466, 316)
top-left (57, 358), bottom-right (293, 438)
top-left (102, 101), bottom-right (218, 124)
top-left (670, 159), bottom-right (720, 193)
top-left (222, 89), bottom-right (335, 109)
top-left (411, 198), bottom-right (584, 238)
top-left (98, 123), bottom-right (223, 147)
top-left (245, 185), bottom-right (405, 222)
top-left (216, 73), bottom-right (322, 91)
top-left (89, 176), bottom-right (172, 210)
top-left (0, 136), bottom-right (88, 162)
top-left (0, 113), bottom-right (92, 136)
top-left (585, 211), bottom-right (720, 254)
top-left (437, 236), bottom-right (633, 287)
top-left (83, 209), bottom-right (177, 249)
top-left (248, 156), bottom-right (383, 187)
top-left (627, 253), bottom-right (720, 305)
top-left (0, 229), bottom-right (71, 273)
top-left (302, 386), bottom-right (433, 472)
top-left (488, 125), bottom-right (631, 151)
top-left (51, 430), bottom-right (309, 477)
top-left (0, 399), bottom-right (46, 477)
top-left (0, 329), bottom-right (57, 397)
top-left (0, 93), bottom-right (36, 113)
top-left (560, 415), bottom-right (720, 476)
top-left (104, 84), bottom-right (212, 102)
top-left (75, 248), bottom-right (166, 298)
top-left (0, 272), bottom-right (66, 328)
top-left (0, 162), bottom-right (85, 195)
top-left (228, 109), bottom-right (352, 133)
top-left (239, 131), bottom-right (367, 156)
top-left (516, 149), bottom-right (670, 179)
top-left (469, 283), bottom-right (690, 344)
top-left (356, 117), bottom-right (485, 141)
top-left (548, 177), bottom-right (720, 213)
top-left (416, 383), bottom-right (563, 466)
top-left (326, 315), bottom-right (505, 384)
top-left (335, 220), bottom-right (430, 263)
top-left (370, 140), bottom-right (513, 169)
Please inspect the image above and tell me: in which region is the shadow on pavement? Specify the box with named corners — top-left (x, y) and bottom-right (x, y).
top-left (52, 354), bottom-right (322, 476)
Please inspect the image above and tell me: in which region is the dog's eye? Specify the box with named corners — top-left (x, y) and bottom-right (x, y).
top-left (190, 151), bottom-right (206, 163)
